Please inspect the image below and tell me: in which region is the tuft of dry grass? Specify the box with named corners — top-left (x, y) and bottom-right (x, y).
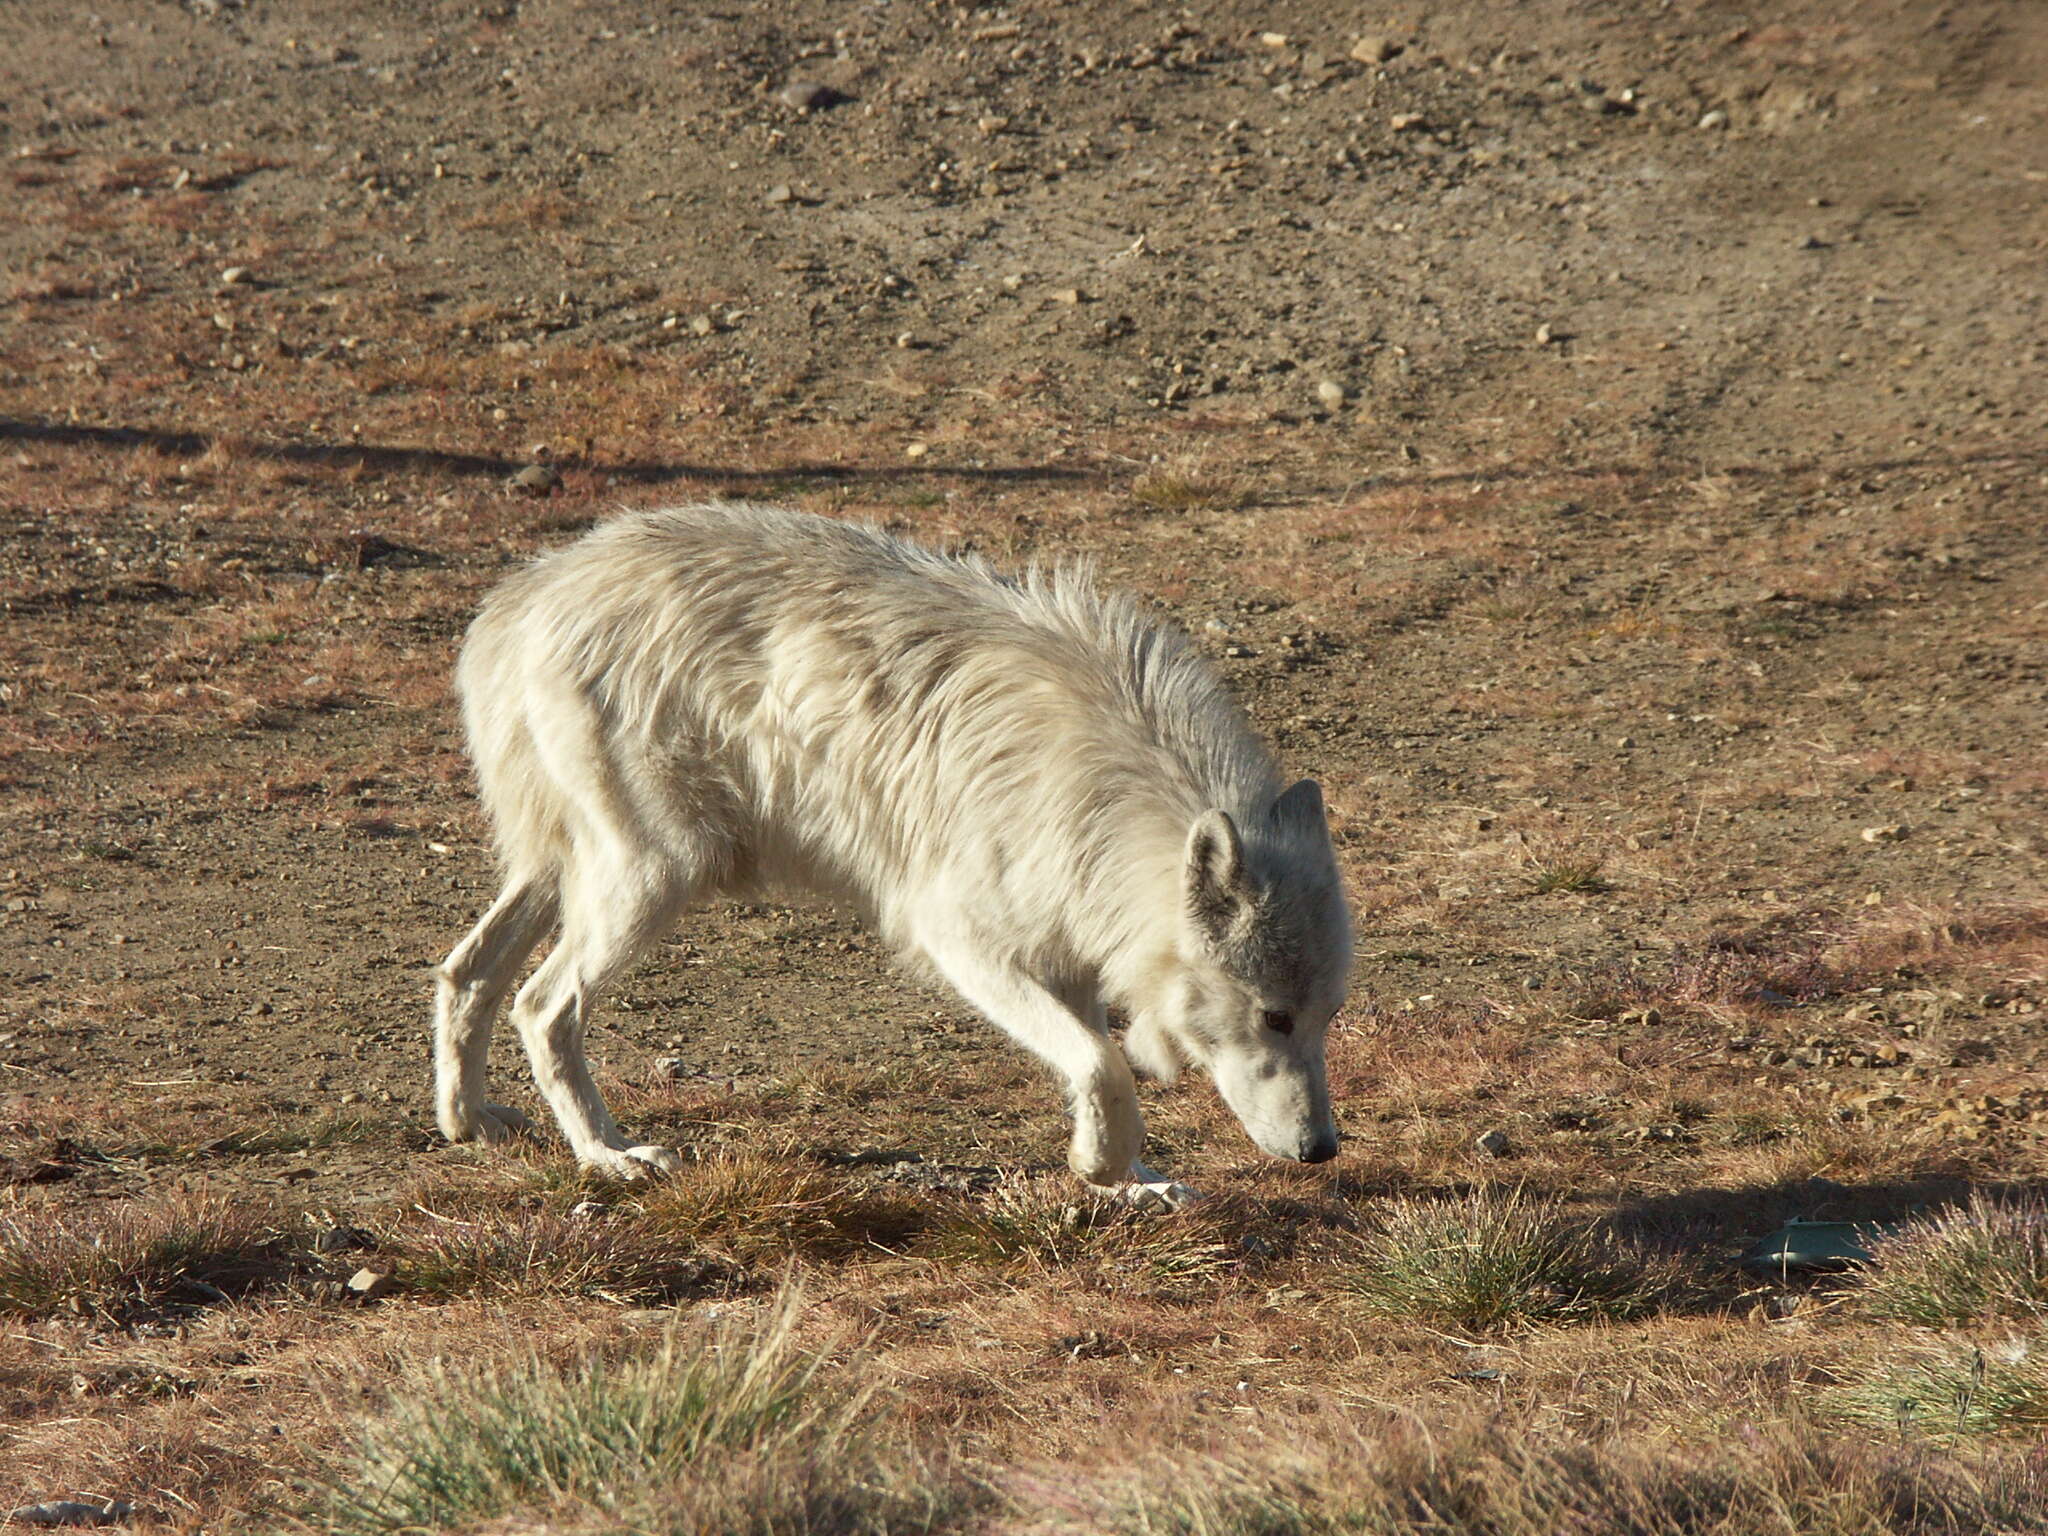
top-left (631, 1146), bottom-right (929, 1264)
top-left (1841, 1195), bottom-right (2048, 1326)
top-left (920, 1174), bottom-right (1239, 1296)
top-left (0, 1193), bottom-right (295, 1321)
top-left (1127, 459), bottom-right (1255, 513)
top-left (1324, 1188), bottom-right (1673, 1330)
top-left (394, 1206), bottom-right (738, 1303)
top-left (324, 1291), bottom-right (973, 1536)
top-left (1526, 852), bottom-right (1612, 895)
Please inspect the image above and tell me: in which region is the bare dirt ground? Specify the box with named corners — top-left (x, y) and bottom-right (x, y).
top-left (1, 0), bottom-right (2046, 1527)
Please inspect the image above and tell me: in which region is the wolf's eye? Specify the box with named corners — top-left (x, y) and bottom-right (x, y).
top-left (1261, 1009), bottom-right (1295, 1037)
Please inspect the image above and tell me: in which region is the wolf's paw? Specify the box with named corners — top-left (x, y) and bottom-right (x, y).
top-left (474, 1103), bottom-right (536, 1144)
top-left (583, 1144), bottom-right (683, 1182)
top-left (1092, 1164), bottom-right (1201, 1213)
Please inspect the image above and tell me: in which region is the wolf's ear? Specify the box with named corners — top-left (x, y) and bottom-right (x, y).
top-left (1185, 808), bottom-right (1251, 944)
top-left (1271, 778), bottom-right (1326, 830)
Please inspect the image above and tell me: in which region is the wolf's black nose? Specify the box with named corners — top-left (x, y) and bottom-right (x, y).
top-left (1302, 1132), bottom-right (1339, 1164)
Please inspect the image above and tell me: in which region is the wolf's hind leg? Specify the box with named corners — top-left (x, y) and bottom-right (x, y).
top-left (435, 877), bottom-right (558, 1144)
top-left (508, 858), bottom-right (695, 1180)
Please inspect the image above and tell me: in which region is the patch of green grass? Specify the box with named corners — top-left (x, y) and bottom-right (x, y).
top-left (325, 1294), bottom-right (970, 1535)
top-left (1841, 1196), bottom-right (2048, 1325)
top-left (1326, 1189), bottom-right (1669, 1330)
top-left (0, 1193), bottom-right (293, 1320)
top-left (1832, 1338), bottom-right (2048, 1441)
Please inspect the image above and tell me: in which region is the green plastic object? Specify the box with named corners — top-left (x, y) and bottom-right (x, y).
top-left (1737, 1220), bottom-right (1895, 1275)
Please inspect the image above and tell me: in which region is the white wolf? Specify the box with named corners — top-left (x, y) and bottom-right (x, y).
top-left (433, 503), bottom-right (1350, 1204)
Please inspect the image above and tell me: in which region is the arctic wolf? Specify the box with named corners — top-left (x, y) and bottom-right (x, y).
top-left (433, 503), bottom-right (1351, 1204)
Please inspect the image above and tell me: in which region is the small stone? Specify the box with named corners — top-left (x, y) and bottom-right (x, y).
top-left (1535, 322), bottom-right (1556, 344)
top-left (1697, 109), bottom-right (1729, 130)
top-left (1315, 380), bottom-right (1346, 409)
top-left (764, 183), bottom-right (793, 205)
top-left (313, 1224), bottom-right (375, 1254)
top-left (1260, 32), bottom-right (1290, 47)
top-left (218, 265), bottom-right (251, 286)
top-left (569, 1199), bottom-right (608, 1220)
top-left (895, 330), bottom-right (916, 349)
top-left (507, 463), bottom-right (560, 495)
top-left (1390, 112), bottom-right (1427, 132)
top-left (690, 314), bottom-right (716, 336)
top-left (778, 79), bottom-right (839, 111)
top-left (1052, 287), bottom-right (1084, 305)
top-left (976, 114), bottom-right (1009, 136)
top-left (1617, 735), bottom-right (1636, 750)
top-left (1861, 824), bottom-right (1907, 843)
top-left (346, 1266), bottom-right (396, 1302)
top-left (1475, 1129), bottom-right (1512, 1158)
top-left (1797, 234), bottom-right (1829, 250)
top-left (654, 1055), bottom-right (689, 1079)
top-left (903, 441), bottom-right (929, 459)
top-left (1350, 34), bottom-right (1402, 64)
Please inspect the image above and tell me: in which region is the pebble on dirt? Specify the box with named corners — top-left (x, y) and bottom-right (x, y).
top-left (507, 463), bottom-right (560, 495)
top-left (1475, 1129), bottom-right (1512, 1157)
top-left (347, 1266), bottom-right (396, 1301)
top-left (778, 79), bottom-right (839, 111)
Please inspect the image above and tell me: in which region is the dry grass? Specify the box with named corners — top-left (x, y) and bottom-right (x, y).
top-left (1841, 1196), bottom-right (2048, 1326)
top-left (920, 1173), bottom-right (1239, 1296)
top-left (1322, 1188), bottom-right (1676, 1329)
top-left (393, 1205), bottom-right (738, 1303)
top-left (1832, 1336), bottom-right (2048, 1442)
top-left (0, 1192), bottom-right (296, 1321)
top-left (323, 1292), bottom-right (972, 1536)
top-left (1127, 458), bottom-right (1256, 512)
top-left (630, 1145), bottom-right (930, 1264)
top-left (1022, 1416), bottom-right (2048, 1535)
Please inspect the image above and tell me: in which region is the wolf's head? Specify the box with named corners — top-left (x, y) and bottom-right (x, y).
top-left (1125, 779), bottom-right (1352, 1163)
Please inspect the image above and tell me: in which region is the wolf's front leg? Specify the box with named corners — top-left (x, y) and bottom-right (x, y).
top-left (918, 934), bottom-right (1199, 1209)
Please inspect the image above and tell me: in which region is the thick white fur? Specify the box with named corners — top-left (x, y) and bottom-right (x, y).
top-left (433, 503), bottom-right (1352, 1197)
